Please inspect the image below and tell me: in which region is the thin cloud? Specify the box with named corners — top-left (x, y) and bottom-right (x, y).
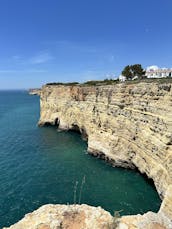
top-left (7, 52), bottom-right (53, 65)
top-left (43, 40), bottom-right (98, 54)
top-left (0, 69), bottom-right (47, 73)
top-left (12, 55), bottom-right (21, 61)
top-left (29, 52), bottom-right (53, 64)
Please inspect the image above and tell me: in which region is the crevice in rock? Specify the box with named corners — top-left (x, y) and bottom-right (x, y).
top-left (54, 118), bottom-right (60, 127)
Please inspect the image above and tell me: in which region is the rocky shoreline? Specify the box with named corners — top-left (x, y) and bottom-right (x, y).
top-left (3, 204), bottom-right (172, 229)
top-left (5, 82), bottom-right (172, 228)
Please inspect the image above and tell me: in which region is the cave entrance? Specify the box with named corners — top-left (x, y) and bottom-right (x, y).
top-left (71, 124), bottom-right (81, 133)
top-left (70, 124), bottom-right (88, 141)
top-left (43, 118), bottom-right (60, 127)
top-left (54, 118), bottom-right (60, 127)
top-left (44, 121), bottom-right (53, 126)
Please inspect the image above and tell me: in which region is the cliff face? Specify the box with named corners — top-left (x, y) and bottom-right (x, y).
top-left (38, 82), bottom-right (172, 222)
top-left (39, 83), bottom-right (172, 196)
top-left (5, 82), bottom-right (172, 228)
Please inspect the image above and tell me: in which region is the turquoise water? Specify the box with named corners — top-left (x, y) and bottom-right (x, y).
top-left (0, 91), bottom-right (161, 228)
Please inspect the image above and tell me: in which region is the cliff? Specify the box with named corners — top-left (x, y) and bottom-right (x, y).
top-left (38, 82), bottom-right (172, 224)
top-left (28, 88), bottom-right (41, 95)
top-left (5, 82), bottom-right (172, 228)
top-left (39, 83), bottom-right (172, 194)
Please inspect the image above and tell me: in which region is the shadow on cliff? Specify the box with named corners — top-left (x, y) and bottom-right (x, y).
top-left (68, 124), bottom-right (88, 142)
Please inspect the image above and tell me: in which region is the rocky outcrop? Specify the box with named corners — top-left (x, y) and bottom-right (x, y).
top-left (3, 204), bottom-right (172, 229)
top-left (3, 204), bottom-right (113, 229)
top-left (28, 88), bottom-right (41, 95)
top-left (6, 82), bottom-right (172, 228)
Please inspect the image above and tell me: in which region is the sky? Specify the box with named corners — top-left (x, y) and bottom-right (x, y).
top-left (0, 0), bottom-right (172, 89)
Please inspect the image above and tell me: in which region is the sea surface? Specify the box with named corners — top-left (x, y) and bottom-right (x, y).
top-left (0, 91), bottom-right (161, 228)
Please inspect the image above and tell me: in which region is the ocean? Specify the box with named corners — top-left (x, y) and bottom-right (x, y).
top-left (0, 90), bottom-right (161, 228)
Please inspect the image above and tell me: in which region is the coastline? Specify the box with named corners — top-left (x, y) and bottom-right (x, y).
top-left (5, 81), bottom-right (172, 229)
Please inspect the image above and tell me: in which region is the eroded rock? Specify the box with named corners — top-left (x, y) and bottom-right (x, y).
top-left (3, 204), bottom-right (113, 229)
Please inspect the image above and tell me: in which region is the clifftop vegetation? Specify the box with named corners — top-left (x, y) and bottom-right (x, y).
top-left (122, 64), bottom-right (146, 80)
top-left (46, 77), bottom-right (172, 87)
top-left (46, 79), bottom-right (119, 86)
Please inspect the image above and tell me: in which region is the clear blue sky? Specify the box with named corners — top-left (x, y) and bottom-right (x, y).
top-left (0, 0), bottom-right (172, 89)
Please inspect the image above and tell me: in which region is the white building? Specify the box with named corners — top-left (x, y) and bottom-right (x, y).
top-left (119, 65), bottom-right (172, 82)
top-left (119, 74), bottom-right (138, 82)
top-left (119, 74), bottom-right (126, 82)
top-left (145, 65), bottom-right (172, 78)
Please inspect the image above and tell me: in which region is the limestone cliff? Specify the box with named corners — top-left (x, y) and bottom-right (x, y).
top-left (38, 82), bottom-right (172, 223)
top-left (39, 83), bottom-right (172, 195)
top-left (6, 82), bottom-right (172, 228)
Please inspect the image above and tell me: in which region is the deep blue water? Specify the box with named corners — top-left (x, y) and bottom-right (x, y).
top-left (0, 91), bottom-right (161, 228)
